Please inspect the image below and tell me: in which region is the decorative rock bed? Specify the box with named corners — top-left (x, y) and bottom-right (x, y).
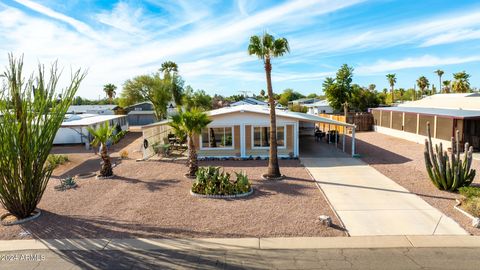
top-left (75, 172), bottom-right (96, 179)
top-left (190, 187), bottom-right (254, 199)
top-left (96, 174), bottom-right (115, 180)
top-left (261, 174), bottom-right (286, 181)
top-left (1, 209), bottom-right (41, 226)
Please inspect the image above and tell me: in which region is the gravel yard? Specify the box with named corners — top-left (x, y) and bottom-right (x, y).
top-left (350, 132), bottom-right (480, 235)
top-left (0, 135), bottom-right (344, 239)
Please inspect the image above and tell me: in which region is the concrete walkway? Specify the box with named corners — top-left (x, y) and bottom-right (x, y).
top-left (300, 142), bottom-right (468, 236)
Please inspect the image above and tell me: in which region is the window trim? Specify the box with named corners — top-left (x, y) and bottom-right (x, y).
top-left (251, 125), bottom-right (287, 149)
top-left (199, 126), bottom-right (235, 150)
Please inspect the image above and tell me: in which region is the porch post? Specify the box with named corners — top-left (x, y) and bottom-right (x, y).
top-left (351, 126), bottom-right (356, 157)
top-left (342, 127), bottom-right (346, 152)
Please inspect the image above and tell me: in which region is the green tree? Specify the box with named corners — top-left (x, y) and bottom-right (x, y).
top-left (434, 69), bottom-right (444, 95)
top-left (416, 76), bottom-right (430, 96)
top-left (386, 74), bottom-right (396, 104)
top-left (248, 32), bottom-right (289, 179)
top-left (87, 122), bottom-right (115, 177)
top-left (169, 109), bottom-right (211, 177)
top-left (442, 80), bottom-right (451, 93)
top-left (278, 88), bottom-right (305, 106)
top-left (183, 87), bottom-right (212, 111)
top-left (0, 55), bottom-right (85, 219)
top-left (259, 89), bottom-right (266, 97)
top-left (307, 93), bottom-right (318, 98)
top-left (350, 85), bottom-right (380, 112)
top-left (368, 84), bottom-right (376, 92)
top-left (160, 61), bottom-right (178, 76)
top-left (324, 64), bottom-right (354, 113)
top-left (452, 71), bottom-right (470, 93)
top-left (103, 83), bottom-right (117, 104)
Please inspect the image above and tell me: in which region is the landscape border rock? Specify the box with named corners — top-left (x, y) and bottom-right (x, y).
top-left (190, 187), bottom-right (254, 199)
top-left (75, 172), bottom-right (96, 179)
top-left (1, 209), bottom-right (41, 226)
top-left (454, 199), bottom-right (480, 228)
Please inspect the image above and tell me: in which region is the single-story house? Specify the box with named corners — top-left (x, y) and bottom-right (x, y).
top-left (53, 114), bottom-right (128, 148)
top-left (371, 93), bottom-right (480, 151)
top-left (305, 100), bottom-right (334, 115)
top-left (288, 98), bottom-right (321, 107)
top-left (141, 105), bottom-right (356, 159)
top-left (126, 102), bottom-right (156, 126)
top-left (231, 97), bottom-right (285, 109)
top-left (67, 105), bottom-right (121, 115)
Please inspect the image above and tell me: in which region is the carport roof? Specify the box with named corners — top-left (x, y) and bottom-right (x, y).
top-left (372, 106), bottom-right (480, 119)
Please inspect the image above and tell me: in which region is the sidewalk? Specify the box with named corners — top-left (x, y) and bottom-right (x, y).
top-left (301, 155), bottom-right (468, 236)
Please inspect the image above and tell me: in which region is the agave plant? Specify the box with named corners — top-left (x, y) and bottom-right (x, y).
top-left (0, 55), bottom-right (85, 219)
top-left (424, 122), bottom-right (476, 191)
top-left (87, 122), bottom-right (115, 177)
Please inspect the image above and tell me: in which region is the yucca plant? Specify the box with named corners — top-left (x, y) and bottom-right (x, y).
top-left (424, 122), bottom-right (476, 191)
top-left (87, 122), bottom-right (115, 177)
top-left (0, 54), bottom-right (85, 219)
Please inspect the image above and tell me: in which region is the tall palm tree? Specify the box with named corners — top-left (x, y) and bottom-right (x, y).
top-left (160, 61), bottom-right (178, 77)
top-left (452, 71), bottom-right (471, 93)
top-left (169, 109), bottom-right (211, 178)
top-left (434, 69), bottom-right (444, 95)
top-left (385, 74), bottom-right (396, 104)
top-left (442, 80), bottom-right (451, 93)
top-left (103, 83), bottom-right (117, 104)
top-left (416, 76), bottom-right (430, 96)
top-left (248, 33), bottom-right (290, 179)
top-left (87, 122), bottom-right (115, 177)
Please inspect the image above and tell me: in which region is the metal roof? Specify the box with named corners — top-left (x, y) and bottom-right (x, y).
top-left (372, 106), bottom-right (480, 119)
top-left (208, 105), bottom-right (355, 127)
top-left (398, 93), bottom-right (480, 111)
top-left (68, 105), bottom-right (119, 113)
top-left (61, 114), bottom-right (126, 127)
top-left (304, 100), bottom-right (331, 107)
top-left (127, 110), bottom-right (155, 115)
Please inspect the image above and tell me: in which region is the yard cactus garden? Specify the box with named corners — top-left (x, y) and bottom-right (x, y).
top-left (191, 166), bottom-right (253, 198)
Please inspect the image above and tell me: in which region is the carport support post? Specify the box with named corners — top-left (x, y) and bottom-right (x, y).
top-left (351, 126), bottom-right (356, 157)
top-left (342, 128), bottom-right (346, 152)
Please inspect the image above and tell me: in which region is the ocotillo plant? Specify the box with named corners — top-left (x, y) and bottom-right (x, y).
top-left (424, 122), bottom-right (476, 191)
top-left (0, 55), bottom-right (85, 219)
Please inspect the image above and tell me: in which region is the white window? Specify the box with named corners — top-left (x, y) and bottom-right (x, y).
top-left (201, 127), bottom-right (234, 149)
top-left (252, 126), bottom-right (285, 148)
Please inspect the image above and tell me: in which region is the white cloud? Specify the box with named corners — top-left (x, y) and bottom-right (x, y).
top-left (356, 55), bottom-right (480, 74)
top-left (96, 2), bottom-right (145, 34)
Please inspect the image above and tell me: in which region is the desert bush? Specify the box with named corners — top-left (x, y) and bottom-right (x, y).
top-left (47, 154), bottom-right (69, 169)
top-left (120, 150), bottom-right (129, 159)
top-left (459, 187), bottom-right (480, 217)
top-left (192, 166), bottom-right (251, 195)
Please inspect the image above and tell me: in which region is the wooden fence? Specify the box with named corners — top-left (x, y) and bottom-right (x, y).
top-left (317, 112), bottom-right (373, 132)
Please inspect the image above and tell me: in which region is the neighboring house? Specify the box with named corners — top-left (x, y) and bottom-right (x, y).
top-left (305, 100), bottom-right (334, 115)
top-left (126, 101), bottom-right (177, 126)
top-left (141, 105), bottom-right (356, 159)
top-left (370, 93), bottom-right (480, 151)
top-left (126, 102), bottom-right (156, 126)
top-left (231, 97), bottom-right (286, 109)
top-left (67, 105), bottom-right (120, 115)
top-left (288, 98), bottom-right (321, 107)
top-left (53, 114), bottom-right (128, 148)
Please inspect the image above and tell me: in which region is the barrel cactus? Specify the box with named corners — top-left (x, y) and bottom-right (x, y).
top-left (424, 122), bottom-right (476, 191)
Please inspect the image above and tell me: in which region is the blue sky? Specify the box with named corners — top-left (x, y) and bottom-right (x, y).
top-left (1, 0), bottom-right (480, 98)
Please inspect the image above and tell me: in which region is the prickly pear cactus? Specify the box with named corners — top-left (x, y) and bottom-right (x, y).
top-left (424, 122), bottom-right (476, 191)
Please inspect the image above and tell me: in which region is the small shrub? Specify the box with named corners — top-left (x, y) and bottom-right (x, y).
top-left (192, 166), bottom-right (251, 196)
top-left (55, 176), bottom-right (77, 191)
top-left (120, 150), bottom-right (129, 159)
top-left (459, 187), bottom-right (480, 198)
top-left (47, 154), bottom-right (69, 169)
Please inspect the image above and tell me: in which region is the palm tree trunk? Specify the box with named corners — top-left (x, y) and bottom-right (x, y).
top-left (100, 143), bottom-right (113, 177)
top-left (264, 58), bottom-right (281, 178)
top-left (187, 134), bottom-right (198, 178)
top-left (438, 76), bottom-right (442, 94)
top-left (391, 85), bottom-right (395, 104)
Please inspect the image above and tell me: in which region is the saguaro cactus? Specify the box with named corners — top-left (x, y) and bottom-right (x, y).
top-left (424, 122), bottom-right (476, 191)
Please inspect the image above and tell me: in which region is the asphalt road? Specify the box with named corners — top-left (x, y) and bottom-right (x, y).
top-left (1, 247), bottom-right (479, 269)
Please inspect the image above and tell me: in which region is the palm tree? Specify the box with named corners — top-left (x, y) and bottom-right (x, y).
top-left (452, 71), bottom-right (471, 93)
top-left (416, 76), bottom-right (430, 96)
top-left (0, 55), bottom-right (85, 219)
top-left (248, 33), bottom-right (289, 179)
top-left (103, 83), bottom-right (117, 104)
top-left (386, 74), bottom-right (396, 103)
top-left (434, 70), bottom-right (444, 95)
top-left (169, 109), bottom-right (211, 178)
top-left (87, 122), bottom-right (115, 177)
top-left (160, 61), bottom-right (178, 77)
top-left (442, 80), bottom-right (451, 93)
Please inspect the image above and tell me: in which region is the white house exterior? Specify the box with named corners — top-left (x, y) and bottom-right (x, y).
top-left (54, 114), bottom-right (128, 148)
top-left (141, 105), bottom-right (356, 159)
top-left (67, 105), bottom-right (119, 115)
top-left (305, 100), bottom-right (334, 115)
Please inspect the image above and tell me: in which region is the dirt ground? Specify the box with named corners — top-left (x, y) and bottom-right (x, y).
top-left (349, 132), bottom-right (480, 235)
top-left (0, 132), bottom-right (344, 239)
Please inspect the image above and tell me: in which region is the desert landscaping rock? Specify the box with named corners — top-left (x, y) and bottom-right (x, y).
top-left (190, 187), bottom-right (254, 199)
top-left (1, 210), bottom-right (41, 226)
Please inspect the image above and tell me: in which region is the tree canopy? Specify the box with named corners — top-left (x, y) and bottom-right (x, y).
top-left (323, 64), bottom-right (354, 111)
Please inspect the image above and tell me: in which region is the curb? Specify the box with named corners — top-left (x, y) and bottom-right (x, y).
top-left (1, 236), bottom-right (480, 251)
